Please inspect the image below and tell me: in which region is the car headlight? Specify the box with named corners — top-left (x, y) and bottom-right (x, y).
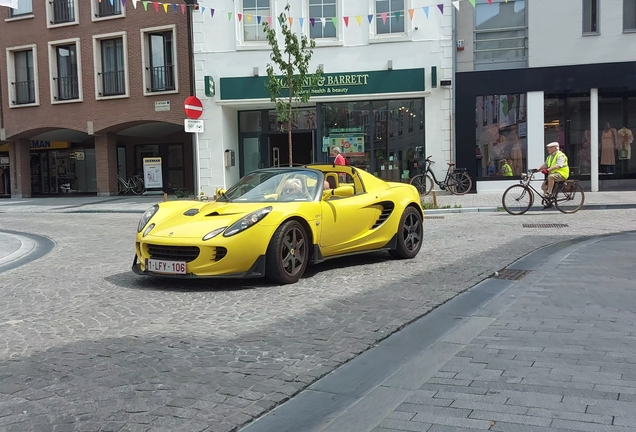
top-left (223, 207), bottom-right (273, 237)
top-left (203, 227), bottom-right (227, 241)
top-left (143, 223), bottom-right (155, 237)
top-left (138, 204), bottom-right (159, 233)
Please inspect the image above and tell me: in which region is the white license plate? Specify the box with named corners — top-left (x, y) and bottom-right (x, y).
top-left (147, 259), bottom-right (187, 275)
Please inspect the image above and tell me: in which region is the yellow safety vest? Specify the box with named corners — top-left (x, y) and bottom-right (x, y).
top-left (501, 163), bottom-right (513, 176)
top-left (547, 150), bottom-right (569, 179)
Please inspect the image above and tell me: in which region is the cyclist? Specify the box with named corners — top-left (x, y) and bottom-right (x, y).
top-left (498, 159), bottom-right (513, 177)
top-left (537, 142), bottom-right (569, 209)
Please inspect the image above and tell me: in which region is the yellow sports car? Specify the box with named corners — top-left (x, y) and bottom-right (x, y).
top-left (132, 164), bottom-right (423, 284)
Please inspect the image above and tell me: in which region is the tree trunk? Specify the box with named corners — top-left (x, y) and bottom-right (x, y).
top-left (288, 96), bottom-right (293, 167)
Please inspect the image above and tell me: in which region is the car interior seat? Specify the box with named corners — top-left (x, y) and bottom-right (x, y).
top-left (324, 173), bottom-right (338, 189)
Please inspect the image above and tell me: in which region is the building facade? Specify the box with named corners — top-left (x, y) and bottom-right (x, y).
top-left (455, 0), bottom-right (636, 193)
top-left (191, 0), bottom-right (453, 196)
top-left (0, 0), bottom-right (194, 198)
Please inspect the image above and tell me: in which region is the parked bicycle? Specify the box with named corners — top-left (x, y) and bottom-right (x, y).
top-left (118, 173), bottom-right (144, 195)
top-left (502, 169), bottom-right (585, 215)
top-left (410, 155), bottom-right (472, 196)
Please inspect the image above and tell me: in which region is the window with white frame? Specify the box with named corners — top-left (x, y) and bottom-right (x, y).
top-left (9, 0), bottom-right (32, 17)
top-left (141, 26), bottom-right (177, 94)
top-left (375, 0), bottom-right (405, 35)
top-left (474, 0), bottom-right (527, 66)
top-left (7, 46), bottom-right (37, 106)
top-left (93, 0), bottom-right (123, 19)
top-left (624, 0), bottom-right (636, 31)
top-left (48, 0), bottom-right (77, 25)
top-left (94, 34), bottom-right (128, 98)
top-left (49, 40), bottom-right (81, 101)
top-left (243, 0), bottom-right (270, 41)
top-left (583, 0), bottom-right (599, 34)
top-left (310, 0), bottom-right (337, 39)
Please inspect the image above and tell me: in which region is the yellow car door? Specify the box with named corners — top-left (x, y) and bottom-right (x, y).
top-left (319, 194), bottom-right (381, 255)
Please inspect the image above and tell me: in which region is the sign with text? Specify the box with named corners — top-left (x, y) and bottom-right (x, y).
top-left (143, 157), bottom-right (163, 189)
top-left (184, 119), bottom-right (205, 133)
top-left (324, 128), bottom-right (365, 156)
top-left (220, 68), bottom-right (425, 101)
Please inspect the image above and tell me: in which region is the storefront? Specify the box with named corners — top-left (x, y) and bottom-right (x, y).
top-left (0, 141), bottom-right (97, 195)
top-left (0, 148), bottom-right (9, 196)
top-left (220, 68), bottom-right (429, 185)
top-left (456, 61), bottom-right (636, 192)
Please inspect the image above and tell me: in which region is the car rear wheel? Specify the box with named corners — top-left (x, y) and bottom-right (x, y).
top-left (266, 220), bottom-right (309, 284)
top-left (389, 207), bottom-right (423, 259)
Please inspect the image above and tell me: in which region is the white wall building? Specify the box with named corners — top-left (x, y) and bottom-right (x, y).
top-left (455, 0), bottom-right (636, 194)
top-left (191, 0), bottom-right (454, 196)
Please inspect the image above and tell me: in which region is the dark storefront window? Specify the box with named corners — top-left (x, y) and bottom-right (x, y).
top-left (475, 94), bottom-right (527, 178)
top-left (543, 94), bottom-right (636, 178)
top-left (320, 99), bottom-right (424, 183)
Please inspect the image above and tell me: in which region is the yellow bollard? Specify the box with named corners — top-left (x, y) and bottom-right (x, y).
top-left (432, 190), bottom-right (438, 208)
top-left (163, 193), bottom-right (168, 202)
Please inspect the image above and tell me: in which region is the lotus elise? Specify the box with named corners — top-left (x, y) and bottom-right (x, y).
top-left (132, 164), bottom-right (423, 284)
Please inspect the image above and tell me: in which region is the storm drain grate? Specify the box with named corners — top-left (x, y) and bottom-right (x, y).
top-left (523, 223), bottom-right (568, 228)
top-left (493, 268), bottom-right (530, 280)
top-left (425, 216), bottom-right (445, 220)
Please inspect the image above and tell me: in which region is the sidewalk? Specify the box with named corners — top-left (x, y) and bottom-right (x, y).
top-left (0, 190), bottom-right (634, 214)
top-left (242, 231), bottom-right (636, 432)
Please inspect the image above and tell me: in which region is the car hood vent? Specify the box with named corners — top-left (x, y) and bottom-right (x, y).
top-left (183, 209), bottom-right (200, 216)
top-left (371, 201), bottom-right (395, 229)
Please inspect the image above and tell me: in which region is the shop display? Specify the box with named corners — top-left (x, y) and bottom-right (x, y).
top-left (617, 126), bottom-right (634, 160)
top-left (600, 122), bottom-right (617, 173)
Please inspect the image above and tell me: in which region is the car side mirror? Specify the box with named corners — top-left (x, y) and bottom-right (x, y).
top-left (215, 188), bottom-right (226, 196)
top-left (322, 186), bottom-right (354, 200)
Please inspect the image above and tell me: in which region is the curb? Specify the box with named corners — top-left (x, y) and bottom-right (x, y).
top-left (0, 230), bottom-right (56, 274)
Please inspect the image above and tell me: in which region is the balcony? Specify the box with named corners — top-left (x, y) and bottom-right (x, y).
top-left (148, 65), bottom-right (175, 92)
top-left (12, 80), bottom-right (35, 105)
top-left (55, 75), bottom-right (79, 100)
top-left (50, 0), bottom-right (75, 24)
top-left (100, 70), bottom-right (126, 96)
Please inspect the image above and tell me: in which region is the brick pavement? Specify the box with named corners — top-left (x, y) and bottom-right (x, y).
top-left (356, 231), bottom-right (636, 432)
top-left (0, 210), bottom-right (635, 431)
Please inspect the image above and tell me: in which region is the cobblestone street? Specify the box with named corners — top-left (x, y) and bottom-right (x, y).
top-left (1, 209), bottom-right (635, 432)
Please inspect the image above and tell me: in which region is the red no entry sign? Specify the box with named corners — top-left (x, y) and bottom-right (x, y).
top-left (184, 96), bottom-right (203, 120)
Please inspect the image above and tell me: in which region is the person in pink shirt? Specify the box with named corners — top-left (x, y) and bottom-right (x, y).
top-left (333, 147), bottom-right (346, 166)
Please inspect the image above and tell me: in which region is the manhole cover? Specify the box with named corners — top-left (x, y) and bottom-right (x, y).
top-left (425, 216), bottom-right (445, 220)
top-left (523, 223), bottom-right (568, 228)
top-left (493, 269), bottom-right (530, 280)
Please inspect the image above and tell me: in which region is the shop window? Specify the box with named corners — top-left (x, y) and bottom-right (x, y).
top-left (91, 0), bottom-right (124, 21)
top-left (309, 0), bottom-right (337, 39)
top-left (242, 0), bottom-right (270, 42)
top-left (474, 0), bottom-right (527, 68)
top-left (583, 0), bottom-right (599, 34)
top-left (375, 0), bottom-right (405, 35)
top-left (475, 94), bottom-right (527, 178)
top-left (598, 94), bottom-right (636, 177)
top-left (93, 33), bottom-right (129, 99)
top-left (49, 39), bottom-right (82, 103)
top-left (625, 0), bottom-right (636, 31)
top-left (9, 0), bottom-right (32, 17)
top-left (7, 45), bottom-right (38, 107)
top-left (142, 26), bottom-right (177, 94)
top-left (47, 0), bottom-right (78, 27)
top-left (240, 111), bottom-right (262, 133)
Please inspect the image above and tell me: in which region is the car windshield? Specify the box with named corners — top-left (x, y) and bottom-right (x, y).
top-left (217, 170), bottom-right (321, 203)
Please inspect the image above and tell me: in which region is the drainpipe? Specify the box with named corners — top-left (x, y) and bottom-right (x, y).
top-left (184, 0), bottom-right (199, 195)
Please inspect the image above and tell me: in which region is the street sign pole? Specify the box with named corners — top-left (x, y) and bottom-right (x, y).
top-left (184, 96), bottom-right (204, 199)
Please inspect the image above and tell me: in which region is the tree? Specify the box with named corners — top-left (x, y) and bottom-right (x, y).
top-left (263, 3), bottom-right (322, 166)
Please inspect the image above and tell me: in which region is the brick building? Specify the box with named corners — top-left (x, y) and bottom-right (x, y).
top-left (0, 0), bottom-right (194, 198)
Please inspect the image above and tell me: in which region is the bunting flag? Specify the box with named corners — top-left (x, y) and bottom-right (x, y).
top-left (122, 0), bottom-right (489, 29)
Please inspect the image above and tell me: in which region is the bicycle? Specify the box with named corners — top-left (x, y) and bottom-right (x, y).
top-left (502, 169), bottom-right (585, 215)
top-left (118, 174), bottom-right (144, 195)
top-left (410, 155), bottom-right (473, 196)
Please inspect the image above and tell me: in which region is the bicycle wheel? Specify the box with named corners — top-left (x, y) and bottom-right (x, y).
top-left (554, 181), bottom-right (584, 214)
top-left (410, 174), bottom-right (433, 196)
top-left (502, 184), bottom-right (533, 215)
top-left (131, 177), bottom-right (144, 195)
top-left (447, 172), bottom-right (472, 195)
top-left (117, 180), bottom-right (124, 195)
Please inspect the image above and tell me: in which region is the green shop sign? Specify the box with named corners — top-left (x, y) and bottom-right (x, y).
top-left (219, 68), bottom-right (425, 100)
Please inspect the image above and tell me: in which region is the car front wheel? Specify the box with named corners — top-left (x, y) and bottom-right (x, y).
top-left (266, 220), bottom-right (309, 284)
top-left (389, 207), bottom-right (423, 259)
